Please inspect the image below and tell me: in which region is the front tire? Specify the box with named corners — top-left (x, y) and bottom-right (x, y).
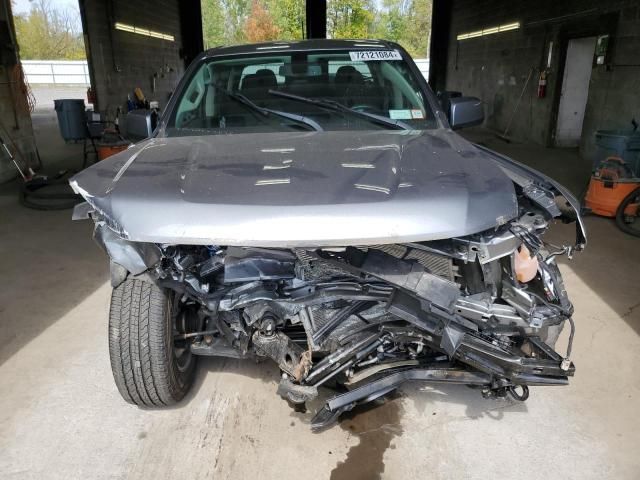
top-left (108, 278), bottom-right (197, 406)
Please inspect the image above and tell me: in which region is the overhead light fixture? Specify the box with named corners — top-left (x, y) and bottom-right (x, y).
top-left (114, 22), bottom-right (174, 42)
top-left (457, 22), bottom-right (520, 41)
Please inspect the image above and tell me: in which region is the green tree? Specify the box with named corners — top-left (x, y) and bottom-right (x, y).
top-left (224, 0), bottom-right (251, 44)
top-left (327, 0), bottom-right (376, 39)
top-left (201, 0), bottom-right (250, 47)
top-left (201, 0), bottom-right (226, 48)
top-left (13, 0), bottom-right (85, 60)
top-left (202, 0), bottom-right (304, 47)
top-left (399, 0), bottom-right (432, 57)
top-left (244, 0), bottom-right (280, 42)
top-left (200, 0), bottom-right (432, 57)
top-left (267, 0), bottom-right (305, 40)
top-left (374, 0), bottom-right (432, 57)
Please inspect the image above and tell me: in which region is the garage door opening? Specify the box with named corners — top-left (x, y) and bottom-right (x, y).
top-left (555, 36), bottom-right (597, 147)
top-left (12, 0), bottom-right (89, 111)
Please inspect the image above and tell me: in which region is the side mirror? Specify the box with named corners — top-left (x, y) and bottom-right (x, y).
top-left (447, 97), bottom-right (484, 130)
top-left (122, 109), bottom-right (157, 141)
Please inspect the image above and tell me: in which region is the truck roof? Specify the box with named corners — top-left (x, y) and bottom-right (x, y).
top-left (204, 39), bottom-right (399, 57)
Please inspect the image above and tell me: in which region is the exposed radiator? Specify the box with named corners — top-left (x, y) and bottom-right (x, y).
top-left (369, 244), bottom-right (457, 282)
top-left (294, 245), bottom-right (457, 282)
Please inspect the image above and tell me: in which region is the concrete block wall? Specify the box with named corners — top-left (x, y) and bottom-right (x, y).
top-left (81, 0), bottom-right (187, 119)
top-left (0, 0), bottom-right (37, 183)
top-left (442, 0), bottom-right (640, 162)
top-left (581, 3), bottom-right (640, 160)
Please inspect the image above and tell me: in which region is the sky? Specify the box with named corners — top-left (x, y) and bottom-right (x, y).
top-left (12, 0), bottom-right (79, 15)
top-left (12, 0), bottom-right (82, 31)
top-left (12, 0), bottom-right (388, 15)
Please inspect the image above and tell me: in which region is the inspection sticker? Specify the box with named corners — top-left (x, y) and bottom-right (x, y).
top-left (349, 50), bottom-right (402, 61)
top-left (389, 109), bottom-right (412, 120)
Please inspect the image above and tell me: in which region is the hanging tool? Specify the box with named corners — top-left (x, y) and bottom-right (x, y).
top-left (0, 117), bottom-right (42, 171)
top-left (0, 133), bottom-right (33, 180)
top-left (496, 67), bottom-right (535, 143)
top-left (1, 133), bottom-right (80, 210)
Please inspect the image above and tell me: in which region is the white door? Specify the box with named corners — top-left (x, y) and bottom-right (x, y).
top-left (555, 37), bottom-right (596, 147)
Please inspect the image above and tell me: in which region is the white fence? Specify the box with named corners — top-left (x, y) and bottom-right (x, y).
top-left (21, 60), bottom-right (90, 85)
top-left (22, 58), bottom-right (427, 85)
top-left (413, 58), bottom-right (430, 82)
top-left (21, 58), bottom-right (427, 86)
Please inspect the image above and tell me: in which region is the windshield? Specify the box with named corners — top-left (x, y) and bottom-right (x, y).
top-left (165, 49), bottom-right (437, 136)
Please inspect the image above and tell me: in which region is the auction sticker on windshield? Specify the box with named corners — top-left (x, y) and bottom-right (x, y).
top-left (349, 50), bottom-right (402, 61)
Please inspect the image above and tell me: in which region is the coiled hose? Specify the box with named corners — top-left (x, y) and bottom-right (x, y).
top-left (19, 173), bottom-right (81, 211)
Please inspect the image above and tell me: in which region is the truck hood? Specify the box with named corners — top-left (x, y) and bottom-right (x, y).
top-left (70, 129), bottom-right (520, 246)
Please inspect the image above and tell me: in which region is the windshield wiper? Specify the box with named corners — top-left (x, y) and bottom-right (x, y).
top-left (267, 90), bottom-right (412, 130)
top-left (212, 85), bottom-right (323, 132)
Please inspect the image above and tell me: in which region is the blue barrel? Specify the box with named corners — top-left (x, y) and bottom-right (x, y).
top-left (54, 99), bottom-right (86, 141)
top-left (595, 130), bottom-right (640, 176)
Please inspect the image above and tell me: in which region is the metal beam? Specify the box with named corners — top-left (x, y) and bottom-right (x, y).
top-left (428, 0), bottom-right (452, 91)
top-left (305, 0), bottom-right (327, 39)
top-left (179, 0), bottom-right (204, 67)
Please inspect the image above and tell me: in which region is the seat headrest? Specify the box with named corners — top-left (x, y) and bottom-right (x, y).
top-left (335, 66), bottom-right (364, 85)
top-left (242, 69), bottom-right (278, 91)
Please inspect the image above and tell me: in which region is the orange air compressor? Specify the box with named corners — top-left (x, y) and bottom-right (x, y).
top-left (584, 157), bottom-right (640, 217)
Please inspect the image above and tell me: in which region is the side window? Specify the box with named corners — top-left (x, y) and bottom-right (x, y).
top-left (175, 65), bottom-right (208, 128)
top-left (379, 62), bottom-right (425, 111)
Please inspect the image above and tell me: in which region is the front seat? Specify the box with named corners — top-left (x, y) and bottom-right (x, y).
top-left (335, 65), bottom-right (364, 86)
top-left (241, 69), bottom-right (278, 106)
top-left (334, 66), bottom-right (366, 106)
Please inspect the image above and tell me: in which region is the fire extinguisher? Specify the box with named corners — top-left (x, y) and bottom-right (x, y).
top-left (87, 87), bottom-right (96, 106)
top-left (537, 70), bottom-right (547, 98)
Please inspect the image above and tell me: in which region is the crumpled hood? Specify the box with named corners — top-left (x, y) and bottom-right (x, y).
top-left (70, 129), bottom-right (519, 246)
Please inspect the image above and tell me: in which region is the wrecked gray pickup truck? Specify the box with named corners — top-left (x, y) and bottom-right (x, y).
top-left (70, 40), bottom-right (585, 429)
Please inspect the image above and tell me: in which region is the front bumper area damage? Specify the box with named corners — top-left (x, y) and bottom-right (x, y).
top-left (84, 205), bottom-right (579, 429)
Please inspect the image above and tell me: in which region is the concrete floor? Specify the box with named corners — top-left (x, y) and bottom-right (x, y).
top-left (1, 117), bottom-right (639, 479)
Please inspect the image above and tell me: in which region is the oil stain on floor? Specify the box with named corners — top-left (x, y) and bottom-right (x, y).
top-left (330, 394), bottom-right (404, 480)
